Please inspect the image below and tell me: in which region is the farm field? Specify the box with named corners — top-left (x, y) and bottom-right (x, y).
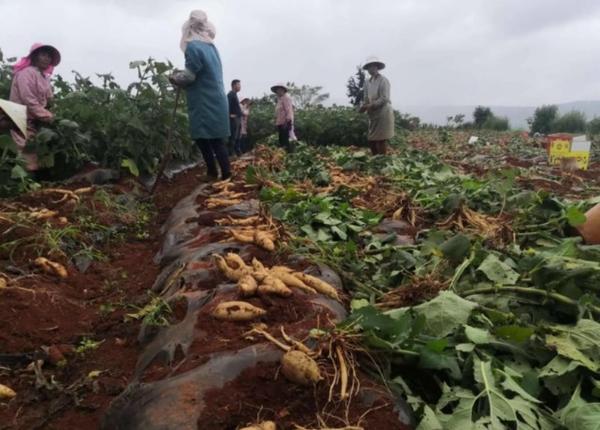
top-left (1, 129), bottom-right (600, 429)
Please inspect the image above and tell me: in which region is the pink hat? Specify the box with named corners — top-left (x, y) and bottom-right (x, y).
top-left (13, 43), bottom-right (61, 76)
top-left (28, 43), bottom-right (61, 66)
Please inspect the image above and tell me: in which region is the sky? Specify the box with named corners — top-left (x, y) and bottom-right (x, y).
top-left (1, 0), bottom-right (600, 109)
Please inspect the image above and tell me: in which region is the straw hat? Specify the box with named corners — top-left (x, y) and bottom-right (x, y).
top-left (28, 43), bottom-right (61, 66)
top-left (362, 56), bottom-right (385, 70)
top-left (0, 99), bottom-right (27, 138)
top-left (270, 83), bottom-right (288, 93)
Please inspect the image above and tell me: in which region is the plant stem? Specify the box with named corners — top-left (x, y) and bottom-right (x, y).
top-left (460, 286), bottom-right (600, 315)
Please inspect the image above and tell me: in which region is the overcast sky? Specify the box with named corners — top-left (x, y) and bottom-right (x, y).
top-left (1, 0), bottom-right (599, 108)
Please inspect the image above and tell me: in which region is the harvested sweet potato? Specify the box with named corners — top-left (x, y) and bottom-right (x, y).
top-left (269, 269), bottom-right (316, 294)
top-left (0, 384), bottom-right (16, 399)
top-left (212, 179), bottom-right (232, 190)
top-left (0, 277), bottom-right (6, 289)
top-left (211, 301), bottom-right (266, 321)
top-left (225, 253), bottom-right (251, 272)
top-left (240, 422), bottom-right (276, 430)
top-left (258, 276), bottom-right (292, 297)
top-left (215, 191), bottom-right (246, 199)
top-left (251, 258), bottom-right (269, 281)
top-left (254, 230), bottom-right (275, 251)
top-left (214, 255), bottom-right (246, 281)
top-left (238, 274), bottom-right (258, 297)
top-left (294, 272), bottom-right (340, 300)
top-left (73, 187), bottom-right (94, 195)
top-left (271, 265), bottom-right (293, 273)
top-left (230, 230), bottom-right (254, 244)
top-left (34, 257), bottom-right (68, 278)
top-left (281, 350), bottom-right (322, 386)
top-left (29, 209), bottom-right (58, 220)
top-left (206, 198), bottom-right (242, 209)
top-left (216, 215), bottom-right (260, 226)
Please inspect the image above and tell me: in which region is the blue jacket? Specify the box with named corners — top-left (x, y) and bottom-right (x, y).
top-left (184, 41), bottom-right (230, 140)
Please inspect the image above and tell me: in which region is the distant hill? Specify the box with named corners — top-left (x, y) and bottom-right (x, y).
top-left (401, 101), bottom-right (600, 130)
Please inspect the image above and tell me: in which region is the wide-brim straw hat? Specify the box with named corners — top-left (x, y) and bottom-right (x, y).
top-left (270, 83), bottom-right (288, 93)
top-left (362, 56), bottom-right (385, 70)
top-left (29, 43), bottom-right (61, 67)
top-left (240, 97), bottom-right (252, 104)
top-left (0, 99), bottom-right (27, 138)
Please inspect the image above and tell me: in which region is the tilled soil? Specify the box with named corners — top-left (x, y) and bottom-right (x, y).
top-left (0, 166), bottom-right (205, 430)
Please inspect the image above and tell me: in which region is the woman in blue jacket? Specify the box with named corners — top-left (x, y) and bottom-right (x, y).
top-left (172, 10), bottom-right (231, 180)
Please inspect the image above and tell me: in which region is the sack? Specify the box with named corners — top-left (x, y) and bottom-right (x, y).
top-left (289, 125), bottom-right (298, 141)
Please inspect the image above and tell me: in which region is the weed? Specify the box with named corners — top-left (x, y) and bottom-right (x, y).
top-left (75, 337), bottom-right (105, 355)
top-left (125, 296), bottom-right (172, 327)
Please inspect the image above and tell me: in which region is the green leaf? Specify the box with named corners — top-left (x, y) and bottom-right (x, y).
top-left (566, 206), bottom-right (587, 227)
top-left (10, 164), bottom-right (27, 180)
top-left (477, 254), bottom-right (519, 285)
top-left (350, 299), bottom-right (369, 310)
top-left (420, 346), bottom-right (461, 380)
top-left (121, 158), bottom-right (139, 177)
top-left (494, 325), bottom-right (534, 343)
top-left (464, 325), bottom-right (491, 345)
top-left (545, 319), bottom-right (600, 372)
top-left (473, 359), bottom-right (517, 427)
top-left (412, 291), bottom-right (477, 338)
top-left (416, 405), bottom-right (443, 430)
top-left (129, 60), bottom-right (147, 69)
top-left (498, 370), bottom-right (541, 404)
top-left (456, 343), bottom-right (475, 353)
top-left (439, 234), bottom-right (471, 263)
top-left (58, 119), bottom-right (79, 129)
top-left (558, 384), bottom-right (600, 429)
top-left (540, 356), bottom-right (582, 396)
top-left (331, 225), bottom-right (348, 240)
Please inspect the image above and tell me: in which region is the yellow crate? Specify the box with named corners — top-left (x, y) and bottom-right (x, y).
top-left (566, 151), bottom-right (590, 170)
top-left (550, 151), bottom-right (589, 170)
top-left (549, 139), bottom-right (571, 156)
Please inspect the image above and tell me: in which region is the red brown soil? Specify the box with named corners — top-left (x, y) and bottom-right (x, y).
top-left (0, 166), bottom-right (206, 430)
top-left (197, 362), bottom-right (410, 430)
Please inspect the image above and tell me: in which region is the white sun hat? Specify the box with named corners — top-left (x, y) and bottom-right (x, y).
top-left (363, 56), bottom-right (386, 70)
top-left (270, 83), bottom-right (289, 93)
top-left (0, 99), bottom-right (27, 138)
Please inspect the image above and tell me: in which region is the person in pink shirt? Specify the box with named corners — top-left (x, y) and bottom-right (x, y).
top-left (271, 83), bottom-right (294, 152)
top-left (9, 43), bottom-right (61, 171)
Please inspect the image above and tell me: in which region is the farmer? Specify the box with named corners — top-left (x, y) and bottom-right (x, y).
top-left (227, 79), bottom-right (242, 156)
top-left (240, 97), bottom-right (252, 152)
top-left (171, 10), bottom-right (231, 180)
top-left (359, 56), bottom-right (394, 155)
top-left (9, 43), bottom-right (61, 171)
top-left (272, 83), bottom-right (294, 152)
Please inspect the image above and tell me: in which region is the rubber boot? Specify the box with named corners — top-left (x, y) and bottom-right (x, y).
top-left (368, 141), bottom-right (378, 155)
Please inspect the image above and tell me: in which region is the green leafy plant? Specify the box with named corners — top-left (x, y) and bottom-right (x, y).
top-left (76, 337), bottom-right (105, 355)
top-left (125, 296), bottom-right (172, 327)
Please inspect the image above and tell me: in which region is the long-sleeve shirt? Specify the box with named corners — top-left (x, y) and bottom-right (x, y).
top-left (227, 90), bottom-right (242, 118)
top-left (363, 74), bottom-right (395, 141)
top-left (240, 105), bottom-right (250, 135)
top-left (184, 41), bottom-right (230, 139)
top-left (275, 94), bottom-right (294, 126)
top-left (9, 66), bottom-right (53, 148)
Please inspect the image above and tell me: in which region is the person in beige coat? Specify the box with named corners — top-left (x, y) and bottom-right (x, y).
top-left (359, 57), bottom-right (395, 155)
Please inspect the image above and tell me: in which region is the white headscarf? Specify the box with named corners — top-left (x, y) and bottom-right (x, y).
top-left (180, 10), bottom-right (216, 52)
